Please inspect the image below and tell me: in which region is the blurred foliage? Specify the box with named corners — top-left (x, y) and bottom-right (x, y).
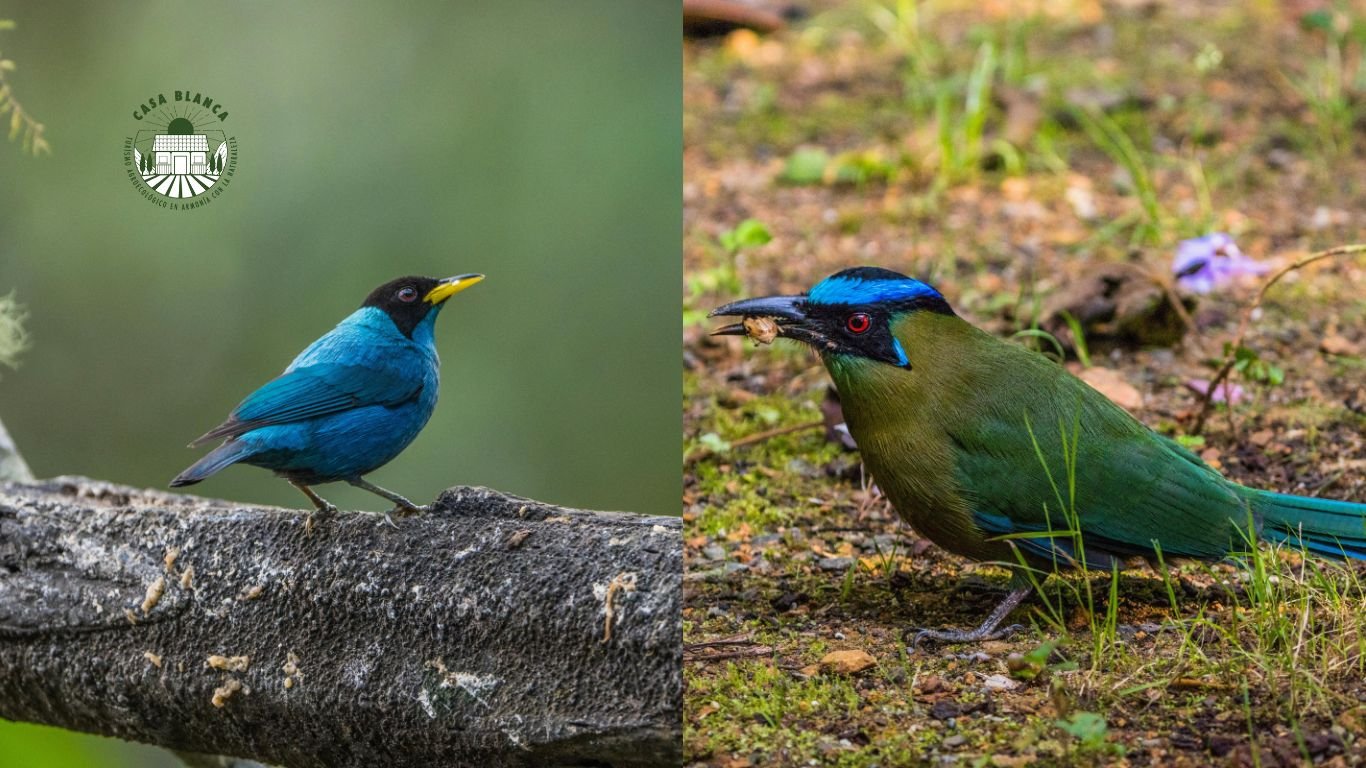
top-left (0, 292), bottom-right (26, 371)
top-left (0, 20), bottom-right (49, 156)
top-left (0, 1), bottom-right (678, 764)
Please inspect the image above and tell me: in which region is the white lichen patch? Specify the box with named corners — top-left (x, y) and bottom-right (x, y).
top-left (417, 687), bottom-right (437, 719)
top-left (426, 658), bottom-right (500, 709)
top-left (501, 714), bottom-right (532, 752)
top-left (341, 657), bottom-right (373, 689)
top-left (446, 546), bottom-right (478, 563)
top-left (450, 672), bottom-right (500, 708)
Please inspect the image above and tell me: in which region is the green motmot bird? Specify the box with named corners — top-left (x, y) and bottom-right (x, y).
top-left (711, 267), bottom-right (1366, 644)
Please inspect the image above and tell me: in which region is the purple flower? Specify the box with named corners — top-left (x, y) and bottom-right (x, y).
top-left (1172, 233), bottom-right (1270, 294)
top-left (1184, 378), bottom-right (1245, 405)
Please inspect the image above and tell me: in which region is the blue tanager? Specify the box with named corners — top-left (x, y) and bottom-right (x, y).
top-left (171, 274), bottom-right (483, 517)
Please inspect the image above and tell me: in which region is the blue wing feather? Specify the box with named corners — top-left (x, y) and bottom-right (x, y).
top-left (191, 363), bottom-right (422, 445)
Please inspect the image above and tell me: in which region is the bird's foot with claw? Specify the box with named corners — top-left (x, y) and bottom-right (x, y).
top-left (911, 622), bottom-right (1026, 650)
top-left (303, 503), bottom-right (339, 534)
top-left (388, 502), bottom-right (430, 518)
top-left (380, 503), bottom-right (429, 527)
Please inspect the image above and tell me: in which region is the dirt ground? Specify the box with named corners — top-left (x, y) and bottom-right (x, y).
top-left (683, 2), bottom-right (1366, 765)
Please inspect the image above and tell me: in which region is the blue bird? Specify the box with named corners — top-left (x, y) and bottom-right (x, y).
top-left (171, 274), bottom-right (484, 516)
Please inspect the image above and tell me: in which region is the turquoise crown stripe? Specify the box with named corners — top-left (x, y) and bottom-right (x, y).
top-left (808, 276), bottom-right (942, 306)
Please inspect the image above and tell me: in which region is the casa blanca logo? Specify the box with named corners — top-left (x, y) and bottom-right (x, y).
top-left (122, 90), bottom-right (238, 209)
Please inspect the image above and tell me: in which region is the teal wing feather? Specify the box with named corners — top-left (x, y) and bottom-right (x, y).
top-left (191, 363), bottom-right (422, 445)
top-left (947, 353), bottom-right (1251, 566)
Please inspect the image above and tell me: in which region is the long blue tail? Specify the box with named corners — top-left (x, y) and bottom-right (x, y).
top-left (1257, 490), bottom-right (1366, 560)
top-left (170, 440), bottom-right (254, 487)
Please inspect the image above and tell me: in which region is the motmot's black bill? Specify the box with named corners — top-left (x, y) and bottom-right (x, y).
top-left (708, 295), bottom-right (807, 338)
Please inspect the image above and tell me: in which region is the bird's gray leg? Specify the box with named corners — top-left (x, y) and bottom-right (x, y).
top-left (289, 480), bottom-right (338, 514)
top-left (347, 477), bottom-right (426, 517)
top-left (912, 587), bottom-right (1032, 649)
top-left (289, 481), bottom-right (338, 532)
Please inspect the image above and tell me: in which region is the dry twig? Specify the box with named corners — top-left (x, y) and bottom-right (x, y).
top-left (1191, 244), bottom-right (1366, 435)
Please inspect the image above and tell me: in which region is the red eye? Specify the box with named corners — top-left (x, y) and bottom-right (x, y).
top-left (397, 287), bottom-right (418, 302)
top-left (846, 312), bottom-right (871, 334)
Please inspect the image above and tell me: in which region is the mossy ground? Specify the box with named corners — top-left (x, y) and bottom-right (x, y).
top-left (684, 2), bottom-right (1366, 765)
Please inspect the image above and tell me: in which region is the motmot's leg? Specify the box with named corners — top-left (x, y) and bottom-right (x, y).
top-left (347, 476), bottom-right (427, 516)
top-left (911, 587), bottom-right (1032, 649)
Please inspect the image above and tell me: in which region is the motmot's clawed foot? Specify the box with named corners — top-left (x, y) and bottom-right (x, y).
top-left (909, 587), bottom-right (1032, 651)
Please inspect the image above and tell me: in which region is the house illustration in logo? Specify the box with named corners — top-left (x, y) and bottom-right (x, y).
top-left (134, 115), bottom-right (229, 199)
top-left (154, 118), bottom-right (208, 175)
top-left (126, 91), bottom-right (237, 207)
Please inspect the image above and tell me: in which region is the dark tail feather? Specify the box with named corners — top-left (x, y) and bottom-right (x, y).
top-left (170, 440), bottom-right (253, 487)
top-left (1257, 490), bottom-right (1366, 561)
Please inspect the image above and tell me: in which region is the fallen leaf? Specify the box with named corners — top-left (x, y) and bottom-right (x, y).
top-left (1200, 448), bottom-right (1223, 469)
top-left (1321, 334), bottom-right (1360, 356)
top-left (982, 674), bottom-right (1019, 692)
top-left (819, 649), bottom-right (877, 675)
top-left (1080, 367), bottom-right (1143, 411)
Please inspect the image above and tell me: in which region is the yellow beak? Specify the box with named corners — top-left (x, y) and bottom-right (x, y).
top-left (424, 273), bottom-right (484, 304)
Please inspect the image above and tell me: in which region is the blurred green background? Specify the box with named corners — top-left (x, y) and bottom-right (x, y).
top-left (0, 1), bottom-right (679, 765)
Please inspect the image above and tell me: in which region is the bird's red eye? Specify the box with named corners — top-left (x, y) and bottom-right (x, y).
top-left (846, 312), bottom-right (871, 334)
top-left (397, 287), bottom-right (418, 302)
